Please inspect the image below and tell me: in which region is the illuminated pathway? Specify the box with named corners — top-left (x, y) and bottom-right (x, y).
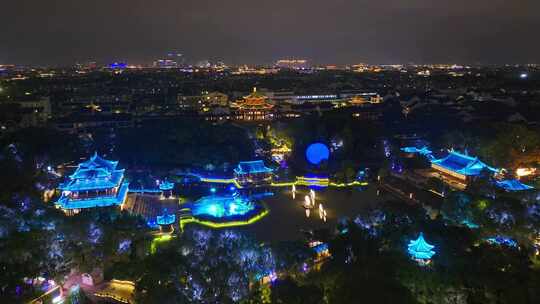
top-left (150, 226), bottom-right (175, 254)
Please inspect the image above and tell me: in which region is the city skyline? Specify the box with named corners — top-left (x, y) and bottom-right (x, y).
top-left (1, 0), bottom-right (539, 65)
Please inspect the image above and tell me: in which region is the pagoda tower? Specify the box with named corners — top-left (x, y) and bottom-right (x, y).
top-left (407, 233), bottom-right (436, 265)
top-left (233, 87), bottom-right (275, 121)
top-left (55, 152), bottom-right (129, 214)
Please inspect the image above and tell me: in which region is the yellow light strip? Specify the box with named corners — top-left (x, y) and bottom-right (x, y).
top-left (93, 292), bottom-right (130, 304)
top-left (200, 177), bottom-right (243, 189)
top-left (201, 176), bottom-right (367, 189)
top-left (270, 182), bottom-right (296, 187)
top-left (180, 209), bottom-right (269, 230)
top-left (150, 232), bottom-right (174, 254)
top-left (271, 178), bottom-right (368, 188)
top-left (110, 279), bottom-right (135, 286)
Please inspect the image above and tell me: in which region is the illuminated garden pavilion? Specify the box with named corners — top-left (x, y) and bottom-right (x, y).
top-left (55, 153), bottom-right (129, 213)
top-left (408, 233), bottom-right (436, 265)
top-left (431, 150), bottom-right (499, 186)
top-left (234, 160), bottom-right (273, 186)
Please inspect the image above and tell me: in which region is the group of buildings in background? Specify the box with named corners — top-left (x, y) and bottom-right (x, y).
top-left (0, 87), bottom-right (383, 133)
top-left (0, 74), bottom-right (385, 133)
top-left (0, 61), bottom-right (538, 134)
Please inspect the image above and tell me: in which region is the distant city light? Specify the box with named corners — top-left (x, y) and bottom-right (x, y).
top-left (109, 62), bottom-right (127, 69)
top-left (520, 73), bottom-right (528, 79)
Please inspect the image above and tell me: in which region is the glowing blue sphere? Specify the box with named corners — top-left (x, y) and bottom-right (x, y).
top-left (306, 143), bottom-right (330, 165)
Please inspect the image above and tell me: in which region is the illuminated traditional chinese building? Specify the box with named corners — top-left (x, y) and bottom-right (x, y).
top-left (430, 151), bottom-right (498, 187)
top-left (55, 153), bottom-right (129, 214)
top-left (234, 160), bottom-right (273, 186)
top-left (349, 94), bottom-right (382, 106)
top-left (408, 233), bottom-right (436, 265)
top-left (233, 88), bottom-right (275, 121)
top-left (159, 180), bottom-right (174, 199)
top-left (349, 95), bottom-right (369, 105)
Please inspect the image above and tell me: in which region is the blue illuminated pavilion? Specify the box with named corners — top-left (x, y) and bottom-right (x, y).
top-left (234, 160), bottom-right (273, 175)
top-left (431, 150), bottom-right (498, 181)
top-left (234, 160), bottom-right (273, 186)
top-left (408, 233), bottom-right (436, 262)
top-left (159, 181), bottom-right (174, 191)
top-left (55, 153), bottom-right (129, 212)
top-left (157, 213), bottom-right (176, 226)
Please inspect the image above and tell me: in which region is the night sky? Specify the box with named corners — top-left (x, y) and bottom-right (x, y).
top-left (1, 0), bottom-right (539, 65)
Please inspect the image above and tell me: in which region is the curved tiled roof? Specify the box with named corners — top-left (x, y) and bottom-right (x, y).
top-left (431, 151), bottom-right (498, 176)
top-left (495, 179), bottom-right (534, 191)
top-left (234, 160), bottom-right (273, 175)
top-left (78, 152), bottom-right (118, 171)
top-left (408, 233), bottom-right (436, 260)
top-left (236, 87), bottom-right (274, 109)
